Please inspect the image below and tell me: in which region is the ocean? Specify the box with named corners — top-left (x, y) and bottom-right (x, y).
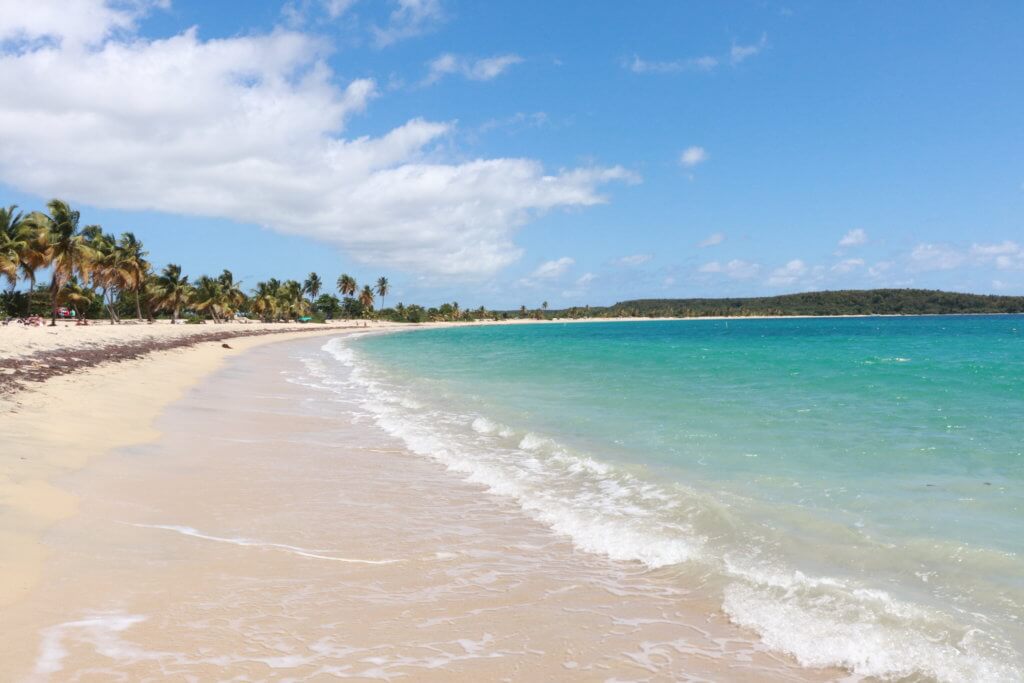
top-left (315, 316), bottom-right (1024, 682)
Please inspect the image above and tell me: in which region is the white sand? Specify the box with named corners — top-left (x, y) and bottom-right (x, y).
top-left (0, 318), bottom-right (393, 360)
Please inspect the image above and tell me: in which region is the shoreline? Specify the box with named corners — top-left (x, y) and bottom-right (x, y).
top-left (0, 325), bottom-right (378, 607)
top-left (2, 332), bottom-right (840, 680)
top-left (3, 316), bottom-right (1019, 679)
top-left (2, 311), bottom-right (1014, 604)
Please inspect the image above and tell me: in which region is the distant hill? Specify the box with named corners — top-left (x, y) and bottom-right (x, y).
top-left (548, 289), bottom-right (1024, 318)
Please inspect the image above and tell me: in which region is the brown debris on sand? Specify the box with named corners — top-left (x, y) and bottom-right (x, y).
top-left (0, 328), bottom-right (331, 396)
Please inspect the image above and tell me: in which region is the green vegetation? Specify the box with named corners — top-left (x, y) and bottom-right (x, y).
top-left (0, 198), bottom-right (403, 324)
top-left (533, 290), bottom-right (1024, 319)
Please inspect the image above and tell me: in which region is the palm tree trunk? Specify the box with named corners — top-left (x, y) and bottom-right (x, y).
top-left (135, 287), bottom-right (143, 321)
top-left (172, 303), bottom-right (179, 324)
top-left (103, 288), bottom-right (117, 324)
top-left (49, 277), bottom-right (58, 326)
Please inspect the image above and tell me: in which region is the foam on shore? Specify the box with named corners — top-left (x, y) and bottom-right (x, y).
top-left (313, 335), bottom-right (1022, 683)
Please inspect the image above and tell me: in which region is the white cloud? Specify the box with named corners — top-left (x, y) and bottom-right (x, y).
top-left (831, 258), bottom-right (864, 274)
top-left (868, 261), bottom-right (893, 278)
top-left (373, 0), bottom-right (443, 47)
top-left (838, 228), bottom-right (867, 247)
top-left (730, 34), bottom-right (768, 64)
top-left (0, 0), bottom-right (166, 47)
top-left (282, 0), bottom-right (358, 25)
top-left (971, 241), bottom-right (1023, 270)
top-left (627, 54), bottom-right (718, 74)
top-left (615, 254), bottom-right (652, 266)
top-left (699, 259), bottom-right (760, 279)
top-left (909, 244), bottom-right (965, 271)
top-left (0, 4), bottom-right (635, 278)
top-left (560, 271), bottom-right (596, 299)
top-left (698, 232), bottom-right (725, 247)
top-left (324, 0), bottom-right (359, 18)
top-left (907, 241), bottom-right (1023, 274)
top-left (425, 53), bottom-right (523, 85)
top-left (767, 259), bottom-right (808, 286)
top-left (630, 35), bottom-right (766, 74)
top-left (530, 257), bottom-right (574, 279)
top-left (680, 146), bottom-right (708, 168)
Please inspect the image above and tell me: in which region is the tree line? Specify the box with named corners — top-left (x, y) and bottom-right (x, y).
top-left (595, 290), bottom-right (1024, 317)
top-left (0, 199), bottom-right (498, 325)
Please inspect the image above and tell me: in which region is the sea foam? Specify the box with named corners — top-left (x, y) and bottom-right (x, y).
top-left (310, 335), bottom-right (1022, 683)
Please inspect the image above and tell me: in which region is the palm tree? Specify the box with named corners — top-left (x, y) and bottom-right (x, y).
top-left (192, 275), bottom-right (225, 322)
top-left (153, 263), bottom-right (192, 323)
top-left (251, 281), bottom-right (278, 322)
top-left (542, 301), bottom-right (549, 311)
top-left (519, 305), bottom-right (527, 318)
top-left (25, 200), bottom-right (98, 326)
top-left (1, 205), bottom-right (48, 293)
top-left (0, 205), bottom-right (26, 289)
top-left (86, 229), bottom-right (134, 324)
top-left (337, 273), bottom-right (357, 297)
top-left (375, 276), bottom-right (389, 310)
top-left (358, 284), bottom-right (375, 313)
top-left (218, 270), bottom-right (246, 318)
top-left (303, 272), bottom-right (322, 304)
top-left (281, 279), bottom-right (306, 319)
top-left (118, 232), bottom-right (150, 321)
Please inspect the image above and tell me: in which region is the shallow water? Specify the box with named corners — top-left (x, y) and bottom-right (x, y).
top-left (346, 317), bottom-right (1024, 682)
top-left (6, 336), bottom-right (835, 681)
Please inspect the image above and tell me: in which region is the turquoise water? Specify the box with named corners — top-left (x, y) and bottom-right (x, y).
top-left (334, 317), bottom-right (1023, 681)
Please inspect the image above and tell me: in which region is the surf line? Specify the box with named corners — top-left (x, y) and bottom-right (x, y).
top-left (126, 523), bottom-right (401, 565)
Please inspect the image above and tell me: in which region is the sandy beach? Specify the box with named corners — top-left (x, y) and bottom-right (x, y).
top-left (0, 321), bottom-right (847, 680)
top-left (0, 323), bottom-right (385, 607)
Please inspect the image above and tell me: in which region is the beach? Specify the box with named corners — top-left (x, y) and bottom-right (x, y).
top-left (2, 317), bottom-right (1021, 681)
top-left (0, 324), bottom-right (843, 681)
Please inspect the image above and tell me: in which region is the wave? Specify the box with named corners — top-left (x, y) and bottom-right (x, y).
top-left (130, 523), bottom-right (399, 564)
top-left (309, 336), bottom-right (1022, 682)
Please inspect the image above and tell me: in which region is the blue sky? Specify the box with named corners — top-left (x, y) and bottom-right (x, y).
top-left (1, 1), bottom-right (1022, 307)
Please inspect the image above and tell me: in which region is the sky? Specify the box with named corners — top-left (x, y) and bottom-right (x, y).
top-left (0, 0), bottom-right (1022, 308)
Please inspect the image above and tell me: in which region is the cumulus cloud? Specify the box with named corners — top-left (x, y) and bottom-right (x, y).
top-left (909, 241), bottom-right (1023, 273)
top-left (680, 146), bottom-right (708, 168)
top-left (909, 244), bottom-right (965, 271)
top-left (698, 232), bottom-right (725, 247)
top-left (971, 241), bottom-right (1023, 269)
top-left (0, 4), bottom-right (635, 277)
top-left (530, 257), bottom-right (574, 279)
top-left (373, 0), bottom-right (443, 47)
top-left (767, 259), bottom-right (808, 286)
top-left (615, 254), bottom-right (652, 266)
top-left (425, 53), bottom-right (523, 85)
top-left (699, 259), bottom-right (760, 279)
top-left (838, 228), bottom-right (867, 247)
top-left (0, 0), bottom-right (167, 47)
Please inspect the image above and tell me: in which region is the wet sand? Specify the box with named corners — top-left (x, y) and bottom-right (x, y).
top-left (2, 335), bottom-right (842, 681)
